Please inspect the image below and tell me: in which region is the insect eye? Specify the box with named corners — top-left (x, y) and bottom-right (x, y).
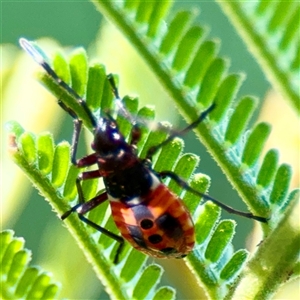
top-left (140, 219), bottom-right (154, 229)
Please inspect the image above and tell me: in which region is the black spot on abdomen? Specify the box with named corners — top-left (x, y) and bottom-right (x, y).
top-left (156, 213), bottom-right (183, 240)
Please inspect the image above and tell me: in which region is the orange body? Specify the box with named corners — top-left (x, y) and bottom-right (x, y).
top-left (110, 183), bottom-right (195, 258)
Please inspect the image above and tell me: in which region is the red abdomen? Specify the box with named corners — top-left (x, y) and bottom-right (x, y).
top-left (109, 183), bottom-right (195, 258)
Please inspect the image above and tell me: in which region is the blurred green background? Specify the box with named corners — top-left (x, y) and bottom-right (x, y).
top-left (2, 1), bottom-right (273, 299)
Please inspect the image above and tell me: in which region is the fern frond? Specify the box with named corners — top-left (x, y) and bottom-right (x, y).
top-left (0, 230), bottom-right (61, 299)
top-left (7, 0), bottom-right (299, 297)
top-left (228, 192), bottom-right (300, 299)
top-left (90, 1), bottom-right (298, 297)
top-left (8, 44), bottom-right (259, 298)
top-left (93, 1), bottom-right (294, 223)
top-left (216, 1), bottom-right (300, 114)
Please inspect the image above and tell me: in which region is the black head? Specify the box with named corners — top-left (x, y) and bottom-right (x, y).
top-left (91, 116), bottom-right (129, 155)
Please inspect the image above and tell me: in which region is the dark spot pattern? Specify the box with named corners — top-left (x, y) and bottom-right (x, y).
top-left (148, 234), bottom-right (163, 244)
top-left (140, 219), bottom-right (154, 229)
top-left (156, 213), bottom-right (183, 240)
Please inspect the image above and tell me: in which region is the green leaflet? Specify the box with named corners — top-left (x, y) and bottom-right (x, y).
top-left (132, 265), bottom-right (163, 299)
top-left (51, 142), bottom-right (70, 188)
top-left (205, 220), bottom-right (236, 263)
top-left (217, 1), bottom-right (300, 114)
top-left (36, 132), bottom-right (54, 176)
top-left (242, 122), bottom-right (271, 167)
top-left (220, 249), bottom-right (248, 282)
top-left (0, 230), bottom-right (61, 299)
top-left (256, 149), bottom-right (279, 188)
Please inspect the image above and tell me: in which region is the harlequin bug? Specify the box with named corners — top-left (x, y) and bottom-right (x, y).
top-left (20, 38), bottom-right (268, 264)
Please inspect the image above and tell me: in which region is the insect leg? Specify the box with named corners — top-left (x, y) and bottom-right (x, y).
top-left (159, 170), bottom-right (268, 223)
top-left (19, 38), bottom-right (97, 128)
top-left (61, 169), bottom-right (105, 220)
top-left (77, 214), bottom-right (125, 264)
top-left (78, 214), bottom-right (125, 264)
top-left (61, 169), bottom-right (125, 264)
top-left (145, 103), bottom-right (216, 160)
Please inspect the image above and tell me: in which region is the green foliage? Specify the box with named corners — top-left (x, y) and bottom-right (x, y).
top-left (217, 1), bottom-right (300, 114)
top-left (0, 230), bottom-right (61, 299)
top-left (93, 0), bottom-right (297, 224)
top-left (5, 0), bottom-right (299, 299)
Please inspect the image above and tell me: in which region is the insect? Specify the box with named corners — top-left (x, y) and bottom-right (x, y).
top-left (20, 38), bottom-right (268, 264)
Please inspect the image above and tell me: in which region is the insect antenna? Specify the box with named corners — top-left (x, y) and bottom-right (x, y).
top-left (19, 38), bottom-right (97, 128)
top-left (107, 74), bottom-right (216, 149)
top-left (146, 103), bottom-right (215, 160)
top-left (106, 74), bottom-right (138, 124)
